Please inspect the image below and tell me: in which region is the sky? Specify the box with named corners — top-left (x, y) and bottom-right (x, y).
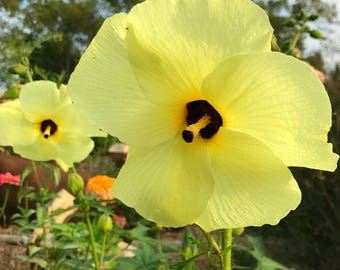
top-left (303, 0), bottom-right (340, 70)
top-left (0, 0), bottom-right (340, 92)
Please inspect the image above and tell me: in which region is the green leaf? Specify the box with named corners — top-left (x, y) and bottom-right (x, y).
top-left (20, 164), bottom-right (33, 186)
top-left (255, 256), bottom-right (294, 270)
top-left (28, 245), bottom-right (42, 256)
top-left (284, 19), bottom-right (296, 27)
top-left (236, 235), bottom-right (294, 270)
top-left (308, 14), bottom-right (319, 21)
top-left (53, 166), bottom-right (61, 186)
top-left (29, 256), bottom-right (48, 268)
top-left (128, 222), bottom-right (150, 241)
top-left (171, 252), bottom-right (207, 269)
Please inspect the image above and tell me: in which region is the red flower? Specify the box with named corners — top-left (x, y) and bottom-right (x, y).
top-left (0, 172), bottom-right (20, 186)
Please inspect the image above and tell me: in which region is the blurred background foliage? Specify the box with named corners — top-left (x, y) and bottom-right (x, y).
top-left (0, 0), bottom-right (339, 270)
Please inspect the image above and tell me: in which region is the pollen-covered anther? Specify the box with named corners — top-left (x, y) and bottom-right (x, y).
top-left (182, 100), bottom-right (223, 143)
top-left (40, 119), bottom-right (58, 139)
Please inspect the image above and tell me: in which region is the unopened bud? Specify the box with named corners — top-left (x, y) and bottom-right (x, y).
top-left (232, 227), bottom-right (244, 236)
top-left (8, 64), bottom-right (28, 77)
top-left (21, 57), bottom-right (30, 67)
top-left (293, 48), bottom-right (301, 58)
top-left (3, 85), bottom-right (20, 99)
top-left (98, 214), bottom-right (113, 232)
top-left (309, 30), bottom-right (324, 39)
top-left (67, 173), bottom-right (84, 195)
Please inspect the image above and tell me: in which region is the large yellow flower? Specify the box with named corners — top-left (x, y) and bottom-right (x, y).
top-left (0, 81), bottom-right (105, 171)
top-left (68, 0), bottom-right (338, 230)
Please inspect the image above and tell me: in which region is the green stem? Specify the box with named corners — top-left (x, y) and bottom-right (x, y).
top-left (32, 161), bottom-right (41, 189)
top-left (99, 232), bottom-right (107, 270)
top-left (0, 187), bottom-right (10, 227)
top-left (71, 165), bottom-right (77, 174)
top-left (156, 224), bottom-right (163, 253)
top-left (200, 227), bottom-right (221, 256)
top-left (26, 69), bottom-right (33, 82)
top-left (43, 221), bottom-right (50, 270)
top-left (84, 208), bottom-right (100, 269)
top-left (287, 24), bottom-right (306, 55)
top-left (221, 229), bottom-right (233, 270)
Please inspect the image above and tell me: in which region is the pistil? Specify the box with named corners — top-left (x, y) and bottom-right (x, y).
top-left (182, 115), bottom-right (211, 143)
top-left (182, 100), bottom-right (223, 143)
top-left (43, 125), bottom-right (52, 138)
top-left (40, 119), bottom-right (58, 139)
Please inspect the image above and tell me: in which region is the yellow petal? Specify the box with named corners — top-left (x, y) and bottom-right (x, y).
top-left (0, 100), bottom-right (36, 146)
top-left (111, 138), bottom-right (214, 227)
top-left (54, 132), bottom-right (95, 170)
top-left (13, 136), bottom-right (57, 162)
top-left (19, 81), bottom-right (65, 122)
top-left (195, 128), bottom-right (301, 231)
top-left (125, 0), bottom-right (272, 104)
top-left (68, 13), bottom-right (181, 147)
top-left (52, 103), bottom-right (105, 138)
top-left (201, 52), bottom-right (338, 171)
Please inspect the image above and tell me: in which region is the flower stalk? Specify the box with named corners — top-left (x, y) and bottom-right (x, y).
top-left (83, 208), bottom-right (100, 270)
top-left (70, 166), bottom-right (100, 269)
top-left (200, 227), bottom-right (221, 256)
top-left (222, 228), bottom-right (233, 270)
top-left (0, 186), bottom-right (10, 227)
top-left (99, 232), bottom-right (108, 269)
top-left (32, 161), bottom-right (41, 189)
top-left (286, 24), bottom-right (307, 55)
top-left (200, 226), bottom-right (233, 269)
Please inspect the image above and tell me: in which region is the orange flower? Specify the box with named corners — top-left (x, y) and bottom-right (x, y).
top-left (85, 175), bottom-right (115, 200)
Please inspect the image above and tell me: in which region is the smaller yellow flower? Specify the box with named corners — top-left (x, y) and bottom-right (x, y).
top-left (0, 81), bottom-right (105, 171)
top-left (85, 175), bottom-right (115, 200)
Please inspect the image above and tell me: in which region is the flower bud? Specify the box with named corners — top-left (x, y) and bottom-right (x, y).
top-left (3, 85), bottom-right (21, 99)
top-left (21, 57), bottom-right (30, 67)
top-left (232, 227), bottom-right (244, 236)
top-left (309, 30), bottom-right (324, 39)
top-left (113, 215), bottom-right (127, 228)
top-left (98, 214), bottom-right (113, 232)
top-left (293, 48), bottom-right (301, 59)
top-left (67, 173), bottom-right (84, 195)
top-left (8, 64), bottom-right (28, 77)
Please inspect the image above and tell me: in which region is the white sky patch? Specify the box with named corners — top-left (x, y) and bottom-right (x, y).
top-left (301, 0), bottom-right (340, 70)
top-left (0, 8), bottom-right (30, 34)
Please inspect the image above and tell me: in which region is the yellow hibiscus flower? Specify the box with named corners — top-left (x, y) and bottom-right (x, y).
top-left (0, 81), bottom-right (105, 171)
top-left (68, 0), bottom-right (338, 230)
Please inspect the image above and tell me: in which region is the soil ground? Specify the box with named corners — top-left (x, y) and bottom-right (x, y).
top-left (0, 226), bottom-right (29, 270)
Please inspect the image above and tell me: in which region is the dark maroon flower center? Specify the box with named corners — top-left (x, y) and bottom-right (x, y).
top-left (182, 100), bottom-right (223, 143)
top-left (40, 119), bottom-right (58, 139)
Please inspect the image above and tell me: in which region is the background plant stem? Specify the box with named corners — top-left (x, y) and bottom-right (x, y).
top-left (99, 232), bottom-right (107, 270)
top-left (84, 207), bottom-right (100, 270)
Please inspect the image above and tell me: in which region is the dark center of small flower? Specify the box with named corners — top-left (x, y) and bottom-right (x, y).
top-left (182, 100), bottom-right (223, 143)
top-left (40, 119), bottom-right (58, 139)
